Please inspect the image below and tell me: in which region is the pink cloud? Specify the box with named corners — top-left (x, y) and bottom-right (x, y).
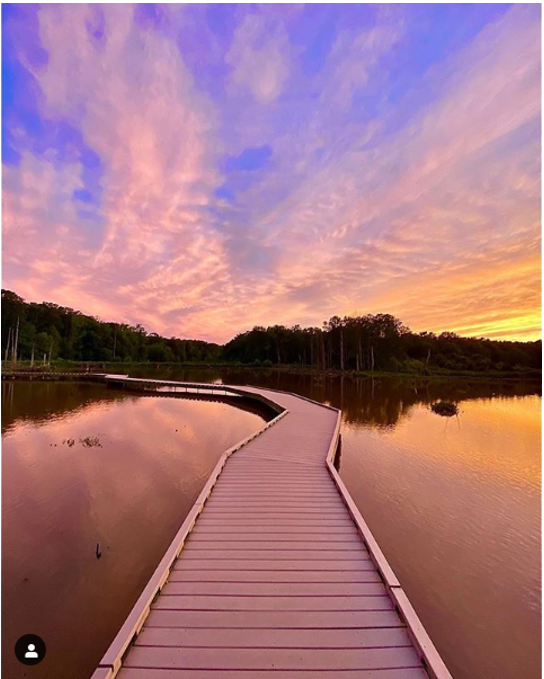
top-left (2, 5), bottom-right (540, 343)
top-left (226, 13), bottom-right (292, 104)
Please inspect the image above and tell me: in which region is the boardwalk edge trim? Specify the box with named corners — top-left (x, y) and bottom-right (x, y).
top-left (91, 379), bottom-right (287, 679)
top-left (326, 410), bottom-right (453, 679)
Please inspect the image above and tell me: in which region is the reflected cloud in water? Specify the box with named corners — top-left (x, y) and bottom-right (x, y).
top-left (2, 382), bottom-right (265, 679)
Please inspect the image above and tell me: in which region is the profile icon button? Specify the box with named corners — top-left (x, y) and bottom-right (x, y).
top-left (15, 634), bottom-right (46, 665)
top-left (26, 644), bottom-right (38, 659)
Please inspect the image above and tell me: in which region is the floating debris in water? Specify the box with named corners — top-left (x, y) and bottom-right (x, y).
top-left (430, 401), bottom-right (459, 417)
top-left (80, 436), bottom-right (102, 448)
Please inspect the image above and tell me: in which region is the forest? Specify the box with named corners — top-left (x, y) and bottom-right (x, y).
top-left (2, 289), bottom-right (541, 375)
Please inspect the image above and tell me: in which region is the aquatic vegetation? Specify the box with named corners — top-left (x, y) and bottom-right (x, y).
top-left (80, 436), bottom-right (102, 448)
top-left (430, 401), bottom-right (459, 417)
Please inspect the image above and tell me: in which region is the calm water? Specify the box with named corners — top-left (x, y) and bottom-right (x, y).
top-left (2, 381), bottom-right (268, 679)
top-left (2, 371), bottom-right (541, 679)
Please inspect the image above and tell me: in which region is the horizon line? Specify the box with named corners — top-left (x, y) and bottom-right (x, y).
top-left (2, 288), bottom-right (541, 347)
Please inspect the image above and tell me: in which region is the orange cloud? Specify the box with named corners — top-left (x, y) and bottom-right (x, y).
top-left (2, 5), bottom-right (541, 343)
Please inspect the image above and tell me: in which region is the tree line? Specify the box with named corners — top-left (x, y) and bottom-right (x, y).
top-left (2, 289), bottom-right (541, 374)
top-left (2, 290), bottom-right (220, 365)
top-left (222, 316), bottom-right (540, 374)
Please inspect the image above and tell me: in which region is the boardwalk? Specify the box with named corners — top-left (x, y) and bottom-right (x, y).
top-left (92, 377), bottom-right (452, 679)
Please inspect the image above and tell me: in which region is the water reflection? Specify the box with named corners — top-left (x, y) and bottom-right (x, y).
top-left (120, 365), bottom-right (541, 428)
top-left (2, 381), bottom-right (134, 434)
top-left (119, 367), bottom-right (541, 679)
top-left (2, 372), bottom-right (541, 679)
top-left (2, 382), bottom-right (265, 679)
top-left (338, 396), bottom-right (541, 679)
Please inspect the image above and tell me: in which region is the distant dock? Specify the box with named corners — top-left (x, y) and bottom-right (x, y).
top-left (82, 376), bottom-right (452, 679)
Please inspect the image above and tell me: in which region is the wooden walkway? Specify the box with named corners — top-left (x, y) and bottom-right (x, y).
top-left (92, 377), bottom-right (452, 679)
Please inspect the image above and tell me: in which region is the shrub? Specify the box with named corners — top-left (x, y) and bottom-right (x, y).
top-left (384, 357), bottom-right (402, 372)
top-left (404, 358), bottom-right (424, 373)
top-left (430, 401), bottom-right (458, 417)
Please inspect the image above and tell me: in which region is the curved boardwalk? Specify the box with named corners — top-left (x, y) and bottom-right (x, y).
top-left (92, 378), bottom-right (452, 679)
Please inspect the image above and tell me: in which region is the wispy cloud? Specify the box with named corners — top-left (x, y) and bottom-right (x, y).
top-left (226, 11), bottom-right (292, 104)
top-left (2, 4), bottom-right (540, 341)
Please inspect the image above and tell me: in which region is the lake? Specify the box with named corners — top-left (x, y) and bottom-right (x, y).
top-left (2, 370), bottom-right (541, 679)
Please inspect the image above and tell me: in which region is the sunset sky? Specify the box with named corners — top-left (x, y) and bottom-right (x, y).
top-left (2, 4), bottom-right (541, 343)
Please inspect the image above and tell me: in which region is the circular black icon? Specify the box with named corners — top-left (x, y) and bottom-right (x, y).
top-left (15, 634), bottom-right (46, 665)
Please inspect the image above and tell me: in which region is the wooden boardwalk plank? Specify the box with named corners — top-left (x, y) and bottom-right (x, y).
top-left (159, 581), bottom-right (387, 596)
top-left (189, 534), bottom-right (359, 541)
top-left (123, 646), bottom-right (422, 670)
top-left (212, 490), bottom-right (340, 496)
top-left (144, 609), bottom-right (405, 629)
top-left (210, 488), bottom-right (340, 496)
top-left (186, 538), bottom-right (361, 546)
top-left (193, 518), bottom-right (356, 527)
top-left (134, 626), bottom-right (412, 648)
top-left (189, 526), bottom-right (359, 535)
top-left (173, 559), bottom-right (375, 571)
top-left (152, 595), bottom-right (394, 611)
top-left (199, 511), bottom-right (351, 517)
top-left (205, 493), bottom-right (345, 502)
top-left (202, 503), bottom-right (349, 511)
top-left (179, 548), bottom-right (368, 559)
top-left (166, 570), bottom-right (384, 583)
top-left (118, 668), bottom-right (429, 679)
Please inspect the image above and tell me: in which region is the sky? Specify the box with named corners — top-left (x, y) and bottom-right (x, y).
top-left (2, 3), bottom-right (541, 343)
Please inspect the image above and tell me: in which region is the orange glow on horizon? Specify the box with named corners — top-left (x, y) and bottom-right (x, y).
top-left (2, 5), bottom-right (541, 346)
